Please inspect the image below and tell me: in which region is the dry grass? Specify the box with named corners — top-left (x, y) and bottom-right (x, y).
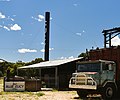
top-left (0, 77), bottom-right (3, 84)
top-left (0, 77), bottom-right (3, 92)
top-left (0, 91), bottom-right (45, 100)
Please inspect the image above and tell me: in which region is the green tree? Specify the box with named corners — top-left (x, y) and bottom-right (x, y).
top-left (78, 51), bottom-right (89, 60)
top-left (18, 58), bottom-right (43, 78)
top-left (0, 71), bottom-right (3, 77)
top-left (78, 52), bottom-right (87, 58)
top-left (0, 58), bottom-right (43, 77)
top-left (25, 58), bottom-right (43, 66)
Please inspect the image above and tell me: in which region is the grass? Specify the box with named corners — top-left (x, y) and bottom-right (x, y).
top-left (0, 77), bottom-right (3, 92)
top-left (0, 77), bottom-right (3, 84)
top-left (21, 91), bottom-right (34, 95)
top-left (0, 91), bottom-right (21, 95)
top-left (0, 91), bottom-right (4, 95)
top-left (35, 92), bottom-right (45, 96)
top-left (0, 91), bottom-right (45, 97)
top-left (52, 89), bottom-right (58, 92)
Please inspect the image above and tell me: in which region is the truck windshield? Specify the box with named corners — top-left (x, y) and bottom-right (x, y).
top-left (77, 62), bottom-right (101, 72)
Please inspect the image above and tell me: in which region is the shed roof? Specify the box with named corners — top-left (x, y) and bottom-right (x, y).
top-left (18, 57), bottom-right (83, 69)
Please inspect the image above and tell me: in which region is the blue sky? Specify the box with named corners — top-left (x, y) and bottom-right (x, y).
top-left (0, 0), bottom-right (120, 62)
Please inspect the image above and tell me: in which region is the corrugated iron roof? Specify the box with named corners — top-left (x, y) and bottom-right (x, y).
top-left (18, 57), bottom-right (83, 69)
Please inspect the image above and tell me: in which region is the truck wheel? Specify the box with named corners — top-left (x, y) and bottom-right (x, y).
top-left (77, 90), bottom-right (88, 98)
top-left (102, 84), bottom-right (116, 99)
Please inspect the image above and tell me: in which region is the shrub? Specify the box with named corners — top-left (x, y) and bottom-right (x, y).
top-left (0, 71), bottom-right (3, 77)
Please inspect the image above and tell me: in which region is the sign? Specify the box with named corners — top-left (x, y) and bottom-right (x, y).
top-left (5, 81), bottom-right (25, 91)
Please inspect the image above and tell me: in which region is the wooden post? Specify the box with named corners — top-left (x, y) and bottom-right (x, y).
top-left (55, 67), bottom-right (58, 88)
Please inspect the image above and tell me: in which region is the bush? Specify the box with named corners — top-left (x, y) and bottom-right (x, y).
top-left (0, 71), bottom-right (3, 77)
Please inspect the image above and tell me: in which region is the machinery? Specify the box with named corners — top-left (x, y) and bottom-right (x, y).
top-left (69, 60), bottom-right (116, 99)
top-left (69, 27), bottom-right (120, 99)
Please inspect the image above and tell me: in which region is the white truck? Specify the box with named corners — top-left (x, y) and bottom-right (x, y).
top-left (69, 60), bottom-right (118, 99)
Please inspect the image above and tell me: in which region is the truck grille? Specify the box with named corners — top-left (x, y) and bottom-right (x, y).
top-left (75, 74), bottom-right (96, 85)
top-left (69, 73), bottom-right (97, 90)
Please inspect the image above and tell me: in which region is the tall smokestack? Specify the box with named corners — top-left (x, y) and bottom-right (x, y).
top-left (44, 12), bottom-right (50, 61)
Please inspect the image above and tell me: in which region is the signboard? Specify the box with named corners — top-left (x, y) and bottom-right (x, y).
top-left (5, 81), bottom-right (25, 91)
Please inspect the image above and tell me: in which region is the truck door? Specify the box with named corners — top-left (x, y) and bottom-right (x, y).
top-left (106, 63), bottom-right (115, 80)
top-left (101, 63), bottom-right (115, 84)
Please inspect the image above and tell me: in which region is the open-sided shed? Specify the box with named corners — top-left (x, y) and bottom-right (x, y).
top-left (18, 57), bottom-right (83, 89)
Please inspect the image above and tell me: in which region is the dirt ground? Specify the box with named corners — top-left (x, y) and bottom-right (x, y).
top-left (38, 91), bottom-right (79, 100)
top-left (0, 78), bottom-right (78, 100)
top-left (0, 91), bottom-right (78, 100)
top-left (0, 78), bottom-right (102, 100)
top-left (0, 90), bottom-right (103, 100)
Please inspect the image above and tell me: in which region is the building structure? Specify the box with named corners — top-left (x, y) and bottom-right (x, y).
top-left (18, 57), bottom-right (83, 89)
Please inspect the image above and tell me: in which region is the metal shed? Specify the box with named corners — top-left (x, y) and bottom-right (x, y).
top-left (18, 57), bottom-right (83, 89)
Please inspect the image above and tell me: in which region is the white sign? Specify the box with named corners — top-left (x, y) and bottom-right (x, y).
top-left (5, 81), bottom-right (25, 91)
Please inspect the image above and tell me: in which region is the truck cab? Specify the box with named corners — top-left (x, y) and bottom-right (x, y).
top-left (69, 60), bottom-right (117, 99)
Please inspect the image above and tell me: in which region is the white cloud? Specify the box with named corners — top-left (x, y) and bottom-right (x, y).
top-left (111, 36), bottom-right (120, 46)
top-left (3, 26), bottom-right (10, 31)
top-left (0, 12), bottom-right (5, 19)
top-left (10, 24), bottom-right (21, 31)
top-left (40, 49), bottom-right (45, 53)
top-left (0, 24), bottom-right (21, 31)
top-left (7, 16), bottom-right (15, 21)
top-left (50, 17), bottom-right (53, 20)
top-left (0, 12), bottom-right (15, 21)
top-left (76, 33), bottom-right (82, 36)
top-left (38, 15), bottom-right (45, 21)
top-left (13, 15), bottom-right (16, 17)
top-left (0, 25), bottom-right (10, 31)
top-left (0, 12), bottom-right (19, 31)
top-left (76, 30), bottom-right (85, 36)
top-left (18, 48), bottom-right (37, 53)
top-left (10, 18), bottom-right (14, 21)
top-left (60, 56), bottom-right (74, 59)
top-left (0, 0), bottom-right (10, 1)
top-left (68, 56), bottom-right (74, 59)
top-left (49, 48), bottom-right (54, 51)
top-left (73, 4), bottom-right (78, 7)
top-left (83, 30), bottom-right (85, 33)
top-left (60, 57), bottom-right (67, 59)
top-left (40, 48), bottom-right (54, 53)
top-left (32, 14), bottom-right (45, 22)
top-left (41, 42), bottom-right (44, 45)
top-left (32, 14), bottom-right (52, 22)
